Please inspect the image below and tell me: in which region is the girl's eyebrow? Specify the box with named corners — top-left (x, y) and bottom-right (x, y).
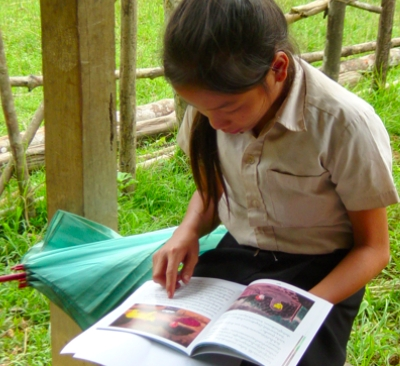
top-left (181, 97), bottom-right (237, 111)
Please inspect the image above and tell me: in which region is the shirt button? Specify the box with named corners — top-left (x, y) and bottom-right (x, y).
top-left (247, 155), bottom-right (255, 165)
top-left (252, 199), bottom-right (260, 208)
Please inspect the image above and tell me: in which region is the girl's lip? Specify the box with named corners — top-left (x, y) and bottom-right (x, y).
top-left (223, 128), bottom-right (242, 134)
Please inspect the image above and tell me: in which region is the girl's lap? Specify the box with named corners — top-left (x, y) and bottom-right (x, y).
top-left (194, 232), bottom-right (364, 366)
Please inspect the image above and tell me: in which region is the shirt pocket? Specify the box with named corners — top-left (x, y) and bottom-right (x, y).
top-left (266, 170), bottom-right (343, 227)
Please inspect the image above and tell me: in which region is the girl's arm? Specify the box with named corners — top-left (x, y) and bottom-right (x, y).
top-left (152, 190), bottom-right (220, 298)
top-left (309, 207), bottom-right (390, 304)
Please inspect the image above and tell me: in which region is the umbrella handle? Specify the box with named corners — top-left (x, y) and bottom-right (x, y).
top-left (0, 272), bottom-right (27, 283)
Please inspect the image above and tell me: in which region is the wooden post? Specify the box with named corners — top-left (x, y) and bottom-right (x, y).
top-left (164, 0), bottom-right (187, 125)
top-left (321, 0), bottom-right (347, 81)
top-left (119, 0), bottom-right (138, 193)
top-left (40, 0), bottom-right (117, 364)
top-left (372, 0), bottom-right (396, 89)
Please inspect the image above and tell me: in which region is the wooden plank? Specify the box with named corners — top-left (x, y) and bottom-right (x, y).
top-left (40, 0), bottom-right (117, 364)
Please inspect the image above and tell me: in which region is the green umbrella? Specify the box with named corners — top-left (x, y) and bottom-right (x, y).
top-left (1, 210), bottom-right (227, 330)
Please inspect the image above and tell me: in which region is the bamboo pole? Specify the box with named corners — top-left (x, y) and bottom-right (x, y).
top-left (0, 101), bottom-right (44, 196)
top-left (372, 0), bottom-right (396, 89)
top-left (119, 0), bottom-right (138, 193)
top-left (0, 28), bottom-right (35, 217)
top-left (336, 0), bottom-right (382, 13)
top-left (9, 67), bottom-right (164, 90)
top-left (116, 67), bottom-right (164, 80)
top-left (301, 38), bottom-right (400, 63)
top-left (8, 36), bottom-right (400, 91)
top-left (9, 39), bottom-right (400, 91)
top-left (321, 0), bottom-right (347, 81)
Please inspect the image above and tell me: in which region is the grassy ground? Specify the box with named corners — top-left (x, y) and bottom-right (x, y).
top-left (0, 0), bottom-right (399, 365)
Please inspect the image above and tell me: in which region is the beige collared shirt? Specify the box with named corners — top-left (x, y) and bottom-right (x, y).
top-left (178, 59), bottom-right (399, 254)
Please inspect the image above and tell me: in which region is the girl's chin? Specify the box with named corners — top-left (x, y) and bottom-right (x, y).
top-left (223, 128), bottom-right (244, 135)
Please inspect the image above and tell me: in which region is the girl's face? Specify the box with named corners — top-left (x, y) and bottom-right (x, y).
top-left (174, 53), bottom-right (289, 136)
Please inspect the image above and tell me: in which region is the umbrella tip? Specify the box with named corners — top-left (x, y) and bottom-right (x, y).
top-left (18, 280), bottom-right (28, 289)
top-left (0, 272), bottom-right (27, 285)
top-left (11, 264), bottom-right (25, 271)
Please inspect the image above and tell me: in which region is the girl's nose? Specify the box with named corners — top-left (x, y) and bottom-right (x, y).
top-left (208, 113), bottom-right (230, 131)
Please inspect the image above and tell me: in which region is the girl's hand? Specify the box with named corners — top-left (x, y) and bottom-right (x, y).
top-left (152, 190), bottom-right (220, 298)
top-left (152, 226), bottom-right (200, 298)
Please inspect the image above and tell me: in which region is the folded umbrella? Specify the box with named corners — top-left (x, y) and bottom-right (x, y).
top-left (1, 210), bottom-right (227, 330)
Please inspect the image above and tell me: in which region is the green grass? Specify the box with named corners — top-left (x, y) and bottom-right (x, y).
top-left (350, 67), bottom-right (400, 365)
top-left (118, 149), bottom-right (194, 235)
top-left (1, 0), bottom-right (400, 365)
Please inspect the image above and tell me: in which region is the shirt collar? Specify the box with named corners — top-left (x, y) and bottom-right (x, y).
top-left (273, 58), bottom-right (306, 132)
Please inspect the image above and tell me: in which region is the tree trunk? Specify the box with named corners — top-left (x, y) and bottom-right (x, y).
top-left (0, 99), bottom-right (176, 155)
top-left (339, 48), bottom-right (400, 73)
top-left (321, 0), bottom-right (347, 81)
top-left (135, 98), bottom-right (174, 121)
top-left (0, 112), bottom-right (179, 172)
top-left (119, 0), bottom-right (138, 193)
top-left (338, 71), bottom-right (363, 87)
top-left (372, 0), bottom-right (396, 89)
top-left (0, 28), bottom-right (35, 218)
top-left (164, 0), bottom-right (187, 125)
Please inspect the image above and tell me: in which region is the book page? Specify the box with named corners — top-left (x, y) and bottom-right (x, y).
top-left (68, 329), bottom-right (240, 366)
top-left (101, 278), bottom-right (245, 354)
top-left (194, 279), bottom-right (332, 366)
top-left (62, 282), bottom-right (242, 366)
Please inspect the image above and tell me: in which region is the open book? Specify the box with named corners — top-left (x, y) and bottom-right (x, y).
top-left (62, 277), bottom-right (332, 366)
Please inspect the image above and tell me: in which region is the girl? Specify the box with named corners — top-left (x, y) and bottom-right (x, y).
top-left (152, 0), bottom-right (399, 364)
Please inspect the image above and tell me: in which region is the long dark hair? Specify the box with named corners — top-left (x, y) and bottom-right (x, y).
top-left (163, 0), bottom-right (296, 218)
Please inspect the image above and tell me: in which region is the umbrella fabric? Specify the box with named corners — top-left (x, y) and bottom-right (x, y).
top-left (17, 211), bottom-right (227, 330)
top-left (25, 210), bottom-right (122, 257)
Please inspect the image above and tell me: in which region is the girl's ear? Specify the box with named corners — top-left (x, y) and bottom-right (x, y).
top-left (271, 51), bottom-right (289, 83)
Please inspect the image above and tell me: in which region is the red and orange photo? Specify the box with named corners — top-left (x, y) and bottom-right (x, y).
top-left (228, 283), bottom-right (315, 331)
top-left (109, 304), bottom-right (210, 347)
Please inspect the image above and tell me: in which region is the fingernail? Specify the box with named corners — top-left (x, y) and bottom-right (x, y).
top-left (183, 274), bottom-right (190, 283)
top-left (167, 291), bottom-right (172, 298)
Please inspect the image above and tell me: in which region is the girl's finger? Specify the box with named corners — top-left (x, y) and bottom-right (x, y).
top-left (165, 254), bottom-right (184, 298)
top-left (152, 251), bottom-right (168, 287)
top-left (180, 251), bottom-right (198, 284)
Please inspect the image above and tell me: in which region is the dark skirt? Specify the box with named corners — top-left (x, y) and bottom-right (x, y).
top-left (193, 232), bottom-right (364, 366)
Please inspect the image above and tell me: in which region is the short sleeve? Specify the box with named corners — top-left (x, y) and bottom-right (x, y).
top-left (177, 106), bottom-right (197, 156)
top-left (329, 108), bottom-right (399, 210)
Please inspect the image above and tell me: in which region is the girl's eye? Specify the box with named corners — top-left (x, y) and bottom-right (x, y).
top-left (225, 106), bottom-right (241, 114)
